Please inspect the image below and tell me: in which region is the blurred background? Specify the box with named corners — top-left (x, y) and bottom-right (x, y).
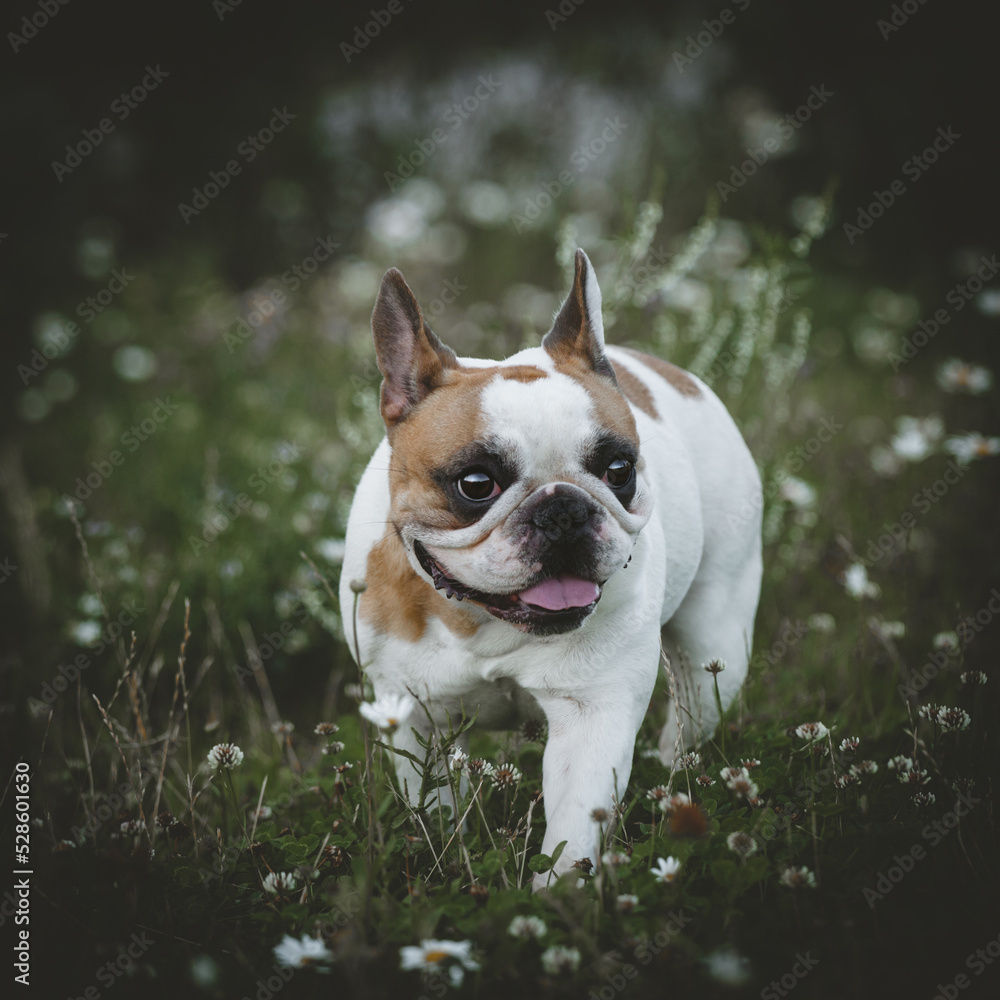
top-left (3, 1), bottom-right (1000, 995)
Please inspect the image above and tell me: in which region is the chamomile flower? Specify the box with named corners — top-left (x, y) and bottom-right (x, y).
top-left (779, 865), bottom-right (816, 888)
top-left (400, 939), bottom-right (480, 987)
top-left (359, 692), bottom-right (414, 733)
top-left (936, 359), bottom-right (993, 395)
top-left (945, 432), bottom-right (1000, 465)
top-left (273, 934), bottom-right (333, 970)
top-left (207, 743), bottom-right (245, 770)
top-left (540, 945), bottom-right (581, 974)
top-left (507, 915), bottom-right (546, 939)
top-left (652, 856), bottom-right (682, 884)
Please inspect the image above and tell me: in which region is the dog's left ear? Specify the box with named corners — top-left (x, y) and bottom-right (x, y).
top-left (543, 249), bottom-right (617, 383)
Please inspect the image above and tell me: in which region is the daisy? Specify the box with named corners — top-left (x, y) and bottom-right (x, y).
top-left (273, 933), bottom-right (333, 969)
top-left (945, 433), bottom-right (1000, 465)
top-left (540, 945), bottom-right (581, 974)
top-left (652, 856), bottom-right (681, 884)
top-left (890, 415), bottom-right (943, 462)
top-left (207, 743), bottom-right (244, 770)
top-left (507, 915), bottom-right (546, 939)
top-left (936, 359), bottom-right (993, 395)
top-left (400, 939), bottom-right (479, 987)
top-left (779, 865), bottom-right (816, 888)
top-left (359, 693), bottom-right (414, 733)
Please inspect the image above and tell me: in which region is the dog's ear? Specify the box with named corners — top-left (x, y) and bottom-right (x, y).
top-left (371, 268), bottom-right (459, 427)
top-left (543, 249), bottom-right (617, 383)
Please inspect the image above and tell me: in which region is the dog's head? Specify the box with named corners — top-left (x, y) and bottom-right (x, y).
top-left (371, 249), bottom-right (652, 635)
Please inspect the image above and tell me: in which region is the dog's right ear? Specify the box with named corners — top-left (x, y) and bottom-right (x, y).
top-left (371, 268), bottom-right (459, 427)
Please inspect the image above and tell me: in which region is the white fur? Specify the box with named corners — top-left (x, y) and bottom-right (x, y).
top-left (340, 268), bottom-right (762, 886)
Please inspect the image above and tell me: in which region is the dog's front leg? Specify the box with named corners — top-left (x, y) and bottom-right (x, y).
top-left (530, 686), bottom-right (649, 889)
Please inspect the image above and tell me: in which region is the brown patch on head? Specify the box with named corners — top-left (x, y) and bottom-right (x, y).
top-left (608, 360), bottom-right (658, 419)
top-left (547, 353), bottom-right (640, 452)
top-left (361, 530), bottom-right (481, 642)
top-left (620, 347), bottom-right (701, 398)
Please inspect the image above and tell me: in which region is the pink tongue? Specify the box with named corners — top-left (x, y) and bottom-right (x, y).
top-left (518, 575), bottom-right (600, 610)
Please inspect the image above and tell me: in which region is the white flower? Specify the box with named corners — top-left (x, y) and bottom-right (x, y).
top-left (839, 737), bottom-right (860, 752)
top-left (400, 939), bottom-right (479, 985)
top-left (843, 562), bottom-right (880, 599)
top-left (779, 477), bottom-right (816, 508)
top-left (262, 871), bottom-right (298, 895)
top-left (359, 692), bottom-right (415, 732)
top-left (540, 945), bottom-right (581, 974)
top-left (779, 865), bottom-right (816, 888)
top-left (273, 933), bottom-right (333, 969)
top-left (933, 631), bottom-right (960, 652)
top-left (271, 720), bottom-right (295, 736)
top-left (921, 704), bottom-right (971, 733)
top-left (870, 444), bottom-right (904, 478)
top-left (490, 763), bottom-right (522, 789)
top-left (890, 415), bottom-right (943, 462)
top-left (793, 721), bottom-right (829, 742)
top-left (961, 670), bottom-right (987, 686)
top-left (507, 915), bottom-right (546, 939)
top-left (726, 831), bottom-right (759, 859)
top-left (676, 751), bottom-right (701, 769)
top-left (652, 856), bottom-right (681, 884)
top-left (720, 766), bottom-right (759, 800)
top-left (868, 617), bottom-right (905, 641)
top-left (207, 743), bottom-right (245, 769)
top-left (850, 760), bottom-right (878, 777)
top-left (936, 359), bottom-right (993, 395)
top-left (912, 791), bottom-right (936, 807)
top-left (616, 893), bottom-right (640, 912)
top-left (705, 947), bottom-right (752, 985)
top-left (448, 747), bottom-right (468, 771)
top-left (945, 432), bottom-right (1000, 465)
top-left (601, 851), bottom-right (631, 867)
top-left (807, 612), bottom-right (836, 634)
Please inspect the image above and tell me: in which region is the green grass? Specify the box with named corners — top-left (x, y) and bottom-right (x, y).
top-left (15, 211), bottom-right (999, 1000)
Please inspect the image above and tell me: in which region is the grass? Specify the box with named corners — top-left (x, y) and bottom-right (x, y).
top-left (15, 206), bottom-right (1000, 1000)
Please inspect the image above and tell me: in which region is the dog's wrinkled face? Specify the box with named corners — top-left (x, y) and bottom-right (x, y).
top-left (372, 251), bottom-right (652, 635)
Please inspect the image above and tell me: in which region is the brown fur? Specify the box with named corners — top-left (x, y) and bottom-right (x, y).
top-left (362, 530), bottom-right (481, 641)
top-left (620, 346), bottom-right (701, 398)
top-left (548, 354), bottom-right (641, 450)
top-left (609, 359), bottom-right (658, 419)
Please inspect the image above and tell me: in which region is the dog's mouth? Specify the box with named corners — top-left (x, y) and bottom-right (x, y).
top-left (414, 541), bottom-right (602, 634)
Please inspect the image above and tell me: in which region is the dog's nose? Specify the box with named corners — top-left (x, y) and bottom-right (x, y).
top-left (530, 494), bottom-right (592, 542)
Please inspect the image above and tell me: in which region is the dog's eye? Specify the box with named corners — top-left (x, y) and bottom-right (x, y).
top-left (603, 458), bottom-right (634, 489)
top-left (457, 471), bottom-right (500, 502)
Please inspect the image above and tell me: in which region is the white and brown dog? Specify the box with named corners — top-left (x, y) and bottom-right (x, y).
top-left (340, 249), bottom-right (762, 877)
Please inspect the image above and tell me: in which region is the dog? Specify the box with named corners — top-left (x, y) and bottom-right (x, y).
top-left (340, 249), bottom-right (762, 879)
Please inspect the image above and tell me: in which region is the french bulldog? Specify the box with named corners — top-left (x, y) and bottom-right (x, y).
top-left (340, 249), bottom-right (762, 879)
